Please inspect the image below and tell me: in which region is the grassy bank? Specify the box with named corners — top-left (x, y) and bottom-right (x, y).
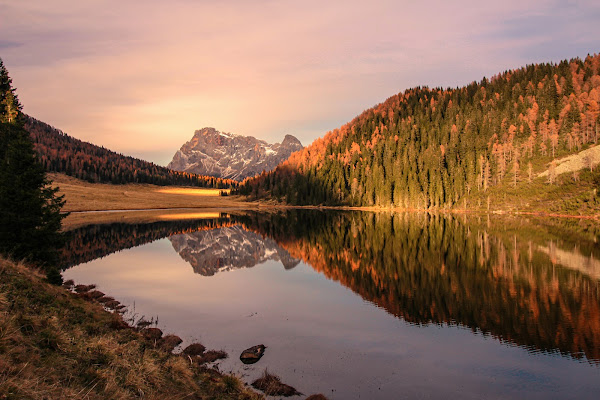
top-left (461, 166), bottom-right (600, 216)
top-left (0, 256), bottom-right (261, 399)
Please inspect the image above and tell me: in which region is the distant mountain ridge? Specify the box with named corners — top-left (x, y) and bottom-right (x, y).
top-left (24, 116), bottom-right (236, 188)
top-left (168, 127), bottom-right (303, 181)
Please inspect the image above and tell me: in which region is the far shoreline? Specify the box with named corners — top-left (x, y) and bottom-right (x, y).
top-left (52, 172), bottom-right (599, 230)
top-left (62, 204), bottom-right (599, 231)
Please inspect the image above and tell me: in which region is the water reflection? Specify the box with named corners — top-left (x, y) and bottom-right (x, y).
top-left (169, 226), bottom-right (300, 276)
top-left (60, 216), bottom-right (232, 268)
top-left (235, 211), bottom-right (600, 364)
top-left (62, 210), bottom-right (600, 364)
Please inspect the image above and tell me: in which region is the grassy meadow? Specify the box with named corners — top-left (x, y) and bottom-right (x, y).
top-left (49, 173), bottom-right (256, 213)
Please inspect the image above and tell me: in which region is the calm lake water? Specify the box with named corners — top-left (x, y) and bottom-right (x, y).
top-left (62, 210), bottom-right (600, 399)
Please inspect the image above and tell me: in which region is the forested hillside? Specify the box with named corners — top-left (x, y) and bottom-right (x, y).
top-left (239, 55), bottom-right (600, 210)
top-left (25, 116), bottom-right (237, 188)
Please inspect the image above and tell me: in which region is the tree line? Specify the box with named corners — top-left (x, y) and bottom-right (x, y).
top-left (238, 54), bottom-right (600, 207)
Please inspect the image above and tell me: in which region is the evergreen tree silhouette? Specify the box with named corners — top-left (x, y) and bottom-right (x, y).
top-left (0, 58), bottom-right (67, 284)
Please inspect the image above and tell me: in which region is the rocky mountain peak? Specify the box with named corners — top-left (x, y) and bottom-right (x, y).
top-left (167, 128), bottom-right (303, 181)
top-left (282, 134), bottom-right (302, 147)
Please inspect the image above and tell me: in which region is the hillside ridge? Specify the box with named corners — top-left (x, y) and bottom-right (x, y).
top-left (239, 54), bottom-right (600, 214)
top-left (24, 116), bottom-right (236, 188)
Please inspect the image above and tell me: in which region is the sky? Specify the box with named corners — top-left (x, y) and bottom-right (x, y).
top-left (1, 0), bottom-right (599, 166)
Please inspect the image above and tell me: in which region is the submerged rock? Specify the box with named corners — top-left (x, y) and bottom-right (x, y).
top-left (240, 344), bottom-right (266, 364)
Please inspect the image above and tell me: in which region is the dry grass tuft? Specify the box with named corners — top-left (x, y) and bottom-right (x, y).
top-left (87, 290), bottom-right (105, 300)
top-left (135, 318), bottom-right (153, 329)
top-left (142, 327), bottom-right (163, 341)
top-left (251, 370), bottom-right (302, 397)
top-left (183, 343), bottom-right (206, 356)
top-left (96, 295), bottom-right (115, 304)
top-left (196, 350), bottom-right (228, 364)
top-left (159, 334), bottom-right (183, 353)
top-left (103, 300), bottom-right (121, 310)
top-left (74, 284), bottom-right (96, 293)
top-left (62, 279), bottom-right (74, 289)
top-left (0, 292), bottom-right (7, 310)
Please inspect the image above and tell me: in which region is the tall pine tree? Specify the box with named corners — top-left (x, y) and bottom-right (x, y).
top-left (0, 58), bottom-right (67, 283)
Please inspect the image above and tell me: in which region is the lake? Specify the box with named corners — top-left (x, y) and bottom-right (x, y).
top-left (62, 210), bottom-right (600, 399)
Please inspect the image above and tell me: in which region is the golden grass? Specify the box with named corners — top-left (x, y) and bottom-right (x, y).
top-left (156, 188), bottom-right (229, 196)
top-left (0, 256), bottom-right (262, 400)
top-left (158, 212), bottom-right (222, 220)
top-left (49, 173), bottom-right (253, 213)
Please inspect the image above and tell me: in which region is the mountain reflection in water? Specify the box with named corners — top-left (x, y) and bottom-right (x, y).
top-left (62, 210), bottom-right (600, 364)
top-left (169, 225), bottom-right (300, 276)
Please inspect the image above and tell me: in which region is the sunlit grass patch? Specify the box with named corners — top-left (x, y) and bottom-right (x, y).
top-left (156, 187), bottom-right (227, 196)
top-left (159, 212), bottom-right (221, 220)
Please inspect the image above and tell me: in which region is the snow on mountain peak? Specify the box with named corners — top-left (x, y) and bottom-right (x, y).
top-left (167, 128), bottom-right (303, 180)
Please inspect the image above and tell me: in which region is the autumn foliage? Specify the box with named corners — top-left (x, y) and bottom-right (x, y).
top-left (239, 54), bottom-right (600, 207)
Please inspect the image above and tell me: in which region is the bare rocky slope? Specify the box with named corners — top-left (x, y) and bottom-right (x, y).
top-left (539, 144), bottom-right (600, 178)
top-left (168, 127), bottom-right (303, 181)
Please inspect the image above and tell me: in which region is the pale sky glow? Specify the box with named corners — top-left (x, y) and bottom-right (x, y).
top-left (1, 0), bottom-right (599, 165)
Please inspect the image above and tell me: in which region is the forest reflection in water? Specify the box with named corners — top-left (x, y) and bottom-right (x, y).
top-left (62, 210), bottom-right (600, 365)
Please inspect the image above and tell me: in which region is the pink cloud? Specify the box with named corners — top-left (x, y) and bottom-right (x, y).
top-left (1, 0), bottom-right (598, 164)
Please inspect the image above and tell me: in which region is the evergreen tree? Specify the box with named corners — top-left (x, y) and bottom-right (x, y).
top-left (0, 58), bottom-right (67, 283)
